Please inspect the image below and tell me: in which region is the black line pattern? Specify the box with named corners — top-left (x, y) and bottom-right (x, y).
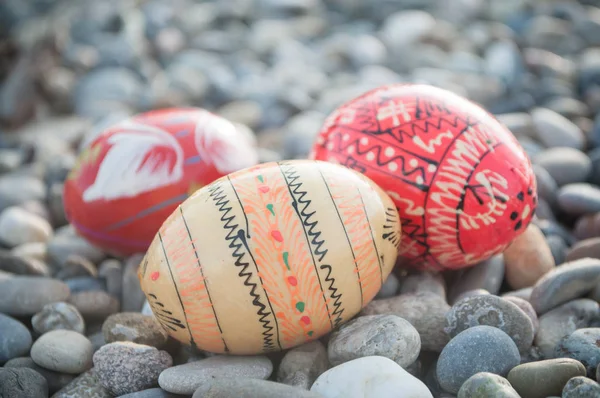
top-left (383, 207), bottom-right (401, 249)
top-left (147, 293), bottom-right (186, 332)
top-left (207, 179), bottom-right (281, 352)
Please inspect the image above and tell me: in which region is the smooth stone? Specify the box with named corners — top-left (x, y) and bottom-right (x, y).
top-left (52, 368), bottom-right (112, 398)
top-left (555, 328), bottom-right (600, 377)
top-left (399, 271), bottom-right (446, 298)
top-left (117, 388), bottom-right (181, 398)
top-left (453, 289), bottom-right (490, 303)
top-left (0, 276), bottom-right (70, 315)
top-left (449, 254), bottom-right (504, 303)
top-left (4, 356), bottom-right (76, 394)
top-left (457, 372), bottom-right (519, 398)
top-left (531, 107), bottom-right (585, 150)
top-left (0, 367), bottom-right (48, 398)
top-left (69, 290), bottom-right (120, 321)
top-left (0, 206), bottom-right (52, 247)
top-left (502, 296), bottom-right (539, 336)
top-left (0, 250), bottom-right (47, 275)
top-left (507, 358), bottom-right (586, 398)
top-left (375, 273), bottom-right (399, 299)
top-left (529, 258), bottom-right (600, 315)
top-left (0, 175), bottom-right (45, 213)
top-left (0, 313), bottom-right (32, 363)
top-left (533, 147), bottom-right (592, 186)
top-left (362, 292), bottom-right (450, 352)
top-left (573, 214), bottom-right (600, 240)
top-left (65, 277), bottom-right (106, 294)
top-left (121, 254), bottom-right (146, 312)
top-left (532, 165), bottom-right (559, 205)
top-left (32, 302), bottom-right (86, 335)
top-left (97, 259), bottom-right (122, 298)
top-left (503, 223), bottom-right (555, 289)
top-left (56, 255), bottom-right (98, 279)
top-left (535, 219), bottom-right (577, 246)
top-left (566, 237), bottom-right (600, 262)
top-left (47, 231), bottom-right (105, 268)
top-left (558, 183), bottom-right (600, 215)
top-left (562, 376), bottom-right (600, 397)
top-left (277, 340), bottom-right (329, 390)
top-left (535, 299), bottom-right (600, 359)
top-left (546, 235), bottom-right (568, 266)
top-left (93, 342), bottom-right (173, 396)
top-left (502, 287), bottom-right (533, 301)
top-left (102, 312), bottom-right (167, 348)
top-left (31, 330), bottom-right (93, 374)
top-left (327, 314), bottom-right (421, 368)
top-left (310, 356), bottom-right (433, 398)
top-left (436, 326), bottom-right (521, 394)
top-left (158, 355), bottom-right (273, 395)
top-left (192, 378), bottom-right (324, 398)
top-left (445, 294), bottom-right (534, 353)
top-left (497, 113), bottom-right (536, 139)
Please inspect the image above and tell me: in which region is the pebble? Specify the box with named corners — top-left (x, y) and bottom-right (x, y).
top-left (121, 254), bottom-right (146, 312)
top-left (0, 276), bottom-right (70, 315)
top-left (56, 254), bottom-right (98, 279)
top-left (65, 277), bottom-right (106, 293)
top-left (32, 302), bottom-right (86, 335)
top-left (0, 367), bottom-right (49, 398)
top-left (533, 147), bottom-right (592, 186)
top-left (362, 292), bottom-right (450, 352)
top-left (0, 250), bottom-right (47, 275)
top-left (102, 312), bottom-right (168, 348)
top-left (562, 376), bottom-right (600, 397)
top-left (436, 326), bottom-right (520, 394)
top-left (503, 223), bottom-right (555, 289)
top-left (444, 294), bottom-right (534, 353)
top-left (97, 259), bottom-right (122, 298)
top-left (69, 290), bottom-right (120, 321)
top-left (4, 356), bottom-right (76, 394)
top-left (566, 237), bottom-right (600, 262)
top-left (529, 258), bottom-right (600, 315)
top-left (507, 358), bottom-right (586, 398)
top-left (555, 328), bottom-right (600, 377)
top-left (501, 296), bottom-right (539, 335)
top-left (532, 165), bottom-right (559, 206)
top-left (192, 378), bottom-right (324, 398)
top-left (453, 289), bottom-right (490, 303)
top-left (93, 342), bottom-right (173, 396)
top-left (557, 183), bottom-right (600, 215)
top-left (310, 356), bottom-right (433, 398)
top-left (158, 355), bottom-right (273, 395)
top-left (573, 214), bottom-right (600, 240)
top-left (31, 329), bottom-right (93, 374)
top-left (277, 340), bottom-right (329, 390)
top-left (398, 271), bottom-right (446, 297)
top-left (0, 206), bottom-right (53, 247)
top-left (0, 175), bottom-right (45, 212)
top-left (530, 107), bottom-right (585, 150)
top-left (375, 273), bottom-right (399, 299)
top-left (457, 372), bottom-right (520, 398)
top-left (327, 314), bottom-right (421, 368)
top-left (546, 234), bottom-right (568, 265)
top-left (448, 254), bottom-right (504, 303)
top-left (47, 229), bottom-right (105, 268)
top-left (52, 368), bottom-right (112, 398)
top-left (118, 389), bottom-right (182, 398)
top-left (0, 313), bottom-right (32, 363)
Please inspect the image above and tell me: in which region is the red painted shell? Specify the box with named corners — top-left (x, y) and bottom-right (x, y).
top-left (63, 107), bottom-right (259, 256)
top-left (310, 84), bottom-right (537, 271)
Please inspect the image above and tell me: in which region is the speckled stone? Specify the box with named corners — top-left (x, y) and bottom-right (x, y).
top-left (0, 367), bottom-right (48, 398)
top-left (277, 341), bottom-right (329, 390)
top-left (52, 369), bottom-right (112, 398)
top-left (457, 372), bottom-right (519, 398)
top-left (555, 328), bottom-right (600, 377)
top-left (507, 358), bottom-right (586, 398)
top-left (32, 302), bottom-right (85, 335)
top-left (4, 356), bottom-right (76, 394)
top-left (102, 312), bottom-right (167, 348)
top-left (562, 376), bottom-right (600, 397)
top-left (436, 326), bottom-right (520, 394)
top-left (192, 378), bottom-right (325, 398)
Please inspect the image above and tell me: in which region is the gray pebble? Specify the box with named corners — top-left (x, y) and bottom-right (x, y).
top-left (457, 372), bottom-right (519, 398)
top-left (436, 326), bottom-right (520, 394)
top-left (533, 147), bottom-right (592, 186)
top-left (98, 259), bottom-right (122, 298)
top-left (69, 290), bottom-right (120, 321)
top-left (277, 340), bottom-right (329, 390)
top-left (375, 273), bottom-right (399, 299)
top-left (546, 235), bottom-right (568, 266)
top-left (532, 165), bottom-right (559, 206)
top-left (117, 388), bottom-right (182, 398)
top-left (558, 183), bottom-right (600, 215)
top-left (449, 255), bottom-right (504, 303)
top-left (327, 314), bottom-right (421, 368)
top-left (47, 227), bottom-right (105, 268)
top-left (0, 313), bottom-right (32, 364)
top-left (4, 356), bottom-right (76, 394)
top-left (0, 175), bottom-right (45, 213)
top-left (56, 254), bottom-right (98, 280)
top-left (566, 237), bottom-right (600, 262)
top-left (507, 358), bottom-right (586, 398)
top-left (192, 378), bottom-right (324, 398)
top-left (529, 258), bottom-right (600, 315)
top-left (0, 367), bottom-right (48, 398)
top-left (445, 295), bottom-right (534, 353)
top-left (452, 289), bottom-right (490, 304)
top-left (562, 376), bottom-right (600, 397)
top-left (122, 254), bottom-right (146, 312)
top-left (555, 328), bottom-right (600, 377)
top-left (0, 250), bottom-right (47, 275)
top-left (502, 287), bottom-right (533, 301)
top-left (0, 276), bottom-right (70, 315)
top-left (502, 296), bottom-right (539, 336)
top-left (31, 329), bottom-right (93, 374)
top-left (0, 206), bottom-right (52, 247)
top-left (52, 368), bottom-right (112, 398)
top-left (531, 107), bottom-right (585, 150)
top-left (102, 312), bottom-right (167, 348)
top-left (158, 355), bottom-right (273, 395)
top-left (65, 277), bottom-right (106, 294)
top-left (32, 302), bottom-right (86, 335)
top-left (399, 271), bottom-right (446, 298)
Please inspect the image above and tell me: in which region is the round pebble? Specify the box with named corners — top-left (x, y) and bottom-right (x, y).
top-left (557, 183), bottom-right (600, 215)
top-left (0, 206), bottom-right (53, 247)
top-left (327, 314), bottom-right (421, 368)
top-left (507, 358), bottom-right (586, 398)
top-left (533, 147), bottom-right (592, 186)
top-left (399, 271), bottom-right (446, 298)
top-left (102, 312), bottom-right (167, 348)
top-left (562, 376), bottom-right (600, 397)
top-left (69, 290), bottom-right (120, 321)
top-left (0, 367), bottom-right (49, 398)
top-left (449, 254), bottom-right (505, 303)
top-left (436, 326), bottom-right (520, 394)
top-left (31, 330), bottom-right (93, 374)
top-left (501, 296), bottom-right (539, 335)
top-left (566, 237), bottom-right (600, 262)
top-left (118, 389), bottom-right (182, 398)
top-left (32, 302), bottom-right (86, 335)
top-left (555, 328), bottom-right (600, 377)
top-left (4, 356), bottom-right (76, 394)
top-left (457, 372), bottom-right (520, 398)
top-left (277, 341), bottom-right (329, 390)
top-left (0, 250), bottom-right (47, 275)
top-left (0, 276), bottom-right (70, 316)
top-left (0, 313), bottom-right (32, 364)
top-left (531, 107), bottom-right (585, 150)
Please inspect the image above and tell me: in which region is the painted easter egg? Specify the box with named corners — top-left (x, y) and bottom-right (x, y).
top-left (138, 160), bottom-right (401, 355)
top-left (63, 107), bottom-right (259, 257)
top-left (310, 84), bottom-right (537, 271)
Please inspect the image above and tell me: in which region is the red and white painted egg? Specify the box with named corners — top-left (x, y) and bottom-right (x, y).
top-left (310, 84), bottom-right (537, 271)
top-left (63, 107), bottom-right (259, 257)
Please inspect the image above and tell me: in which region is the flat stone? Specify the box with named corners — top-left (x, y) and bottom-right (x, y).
top-left (531, 107), bottom-right (585, 150)
top-left (32, 302), bottom-right (85, 335)
top-left (566, 237), bottom-right (600, 262)
top-left (102, 312), bottom-right (167, 348)
top-left (533, 147), bottom-right (591, 186)
top-left (277, 340), bottom-right (329, 390)
top-left (555, 328), bottom-right (600, 377)
top-left (449, 254), bottom-right (504, 303)
top-left (558, 183), bottom-right (600, 215)
top-left (69, 290), bottom-right (120, 321)
top-left (529, 258), bottom-right (600, 314)
top-left (31, 329), bottom-right (93, 374)
top-left (507, 358), bottom-right (586, 398)
top-left (121, 254), bottom-right (146, 312)
top-left (158, 355), bottom-right (273, 395)
top-left (0, 313), bottom-right (32, 364)
top-left (52, 369), bottom-right (112, 398)
top-left (0, 367), bottom-right (48, 398)
top-left (0, 276), bottom-right (70, 316)
top-left (457, 372), bottom-right (519, 398)
top-left (192, 378), bottom-right (324, 398)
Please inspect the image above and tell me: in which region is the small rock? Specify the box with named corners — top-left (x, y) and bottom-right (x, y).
top-left (0, 175), bottom-right (45, 213)
top-left (32, 302), bottom-right (85, 335)
top-left (375, 273), bottom-right (399, 299)
top-left (529, 258), bottom-right (600, 315)
top-left (0, 367), bottom-right (48, 398)
top-left (0, 313), bottom-right (32, 363)
top-left (449, 254), bottom-right (504, 303)
top-left (574, 214), bottom-right (600, 240)
top-left (558, 183), bottom-right (600, 215)
top-left (65, 277), bottom-right (106, 294)
top-left (97, 259), bottom-right (122, 298)
top-left (453, 289), bottom-right (490, 303)
top-left (531, 107), bottom-right (585, 150)
top-left (566, 237), bottom-right (600, 262)
top-left (69, 290), bottom-right (120, 321)
top-left (532, 165), bottom-right (559, 206)
top-left (457, 372), bottom-right (519, 398)
top-left (555, 328), bottom-right (600, 377)
top-left (193, 378), bottom-right (324, 398)
top-left (4, 356), bottom-right (76, 394)
top-left (0, 250), bottom-right (46, 275)
top-left (118, 389), bottom-right (181, 398)
top-left (0, 276), bottom-right (70, 315)
top-left (122, 254), bottom-right (146, 312)
top-left (327, 314), bottom-right (421, 368)
top-left (158, 355), bottom-right (272, 395)
top-left (533, 147), bottom-right (592, 186)
top-left (546, 235), bottom-right (568, 265)
top-left (11, 241), bottom-right (47, 263)
top-left (31, 330), bottom-right (93, 374)
top-left (277, 340), bottom-right (329, 390)
top-left (310, 356), bottom-right (433, 398)
top-left (445, 295), bottom-right (535, 353)
top-left (93, 342), bottom-right (173, 396)
top-left (52, 368), bottom-right (112, 398)
top-left (47, 227), bottom-right (105, 268)
top-left (0, 206), bottom-right (53, 247)
top-left (399, 271), bottom-right (446, 298)
top-left (502, 287), bottom-right (533, 301)
top-left (503, 223), bottom-right (555, 289)
top-left (102, 312), bottom-right (167, 348)
top-left (501, 296), bottom-right (539, 335)
top-left (508, 358), bottom-right (586, 398)
top-left (562, 376), bottom-right (600, 397)
top-left (436, 326), bottom-right (521, 394)
top-left (55, 254), bottom-right (98, 280)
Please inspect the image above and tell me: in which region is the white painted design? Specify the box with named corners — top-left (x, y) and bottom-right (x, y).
top-left (82, 121), bottom-right (184, 202)
top-left (412, 130), bottom-right (454, 154)
top-left (386, 192), bottom-right (425, 216)
top-left (376, 100), bottom-right (411, 126)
